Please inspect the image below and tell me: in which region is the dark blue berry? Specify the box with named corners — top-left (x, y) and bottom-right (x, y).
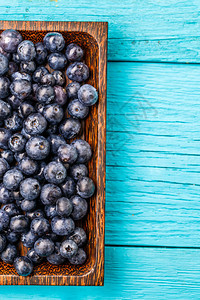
top-left (10, 215), bottom-right (29, 233)
top-left (56, 197), bottom-right (73, 217)
top-left (34, 161), bottom-right (46, 182)
top-left (47, 242), bottom-right (65, 265)
top-left (5, 112), bottom-right (23, 132)
top-left (0, 45), bottom-right (11, 59)
top-left (70, 164), bottom-right (88, 181)
top-left (65, 43), bottom-right (84, 62)
top-left (60, 239), bottom-right (78, 259)
top-left (66, 62), bottom-right (89, 82)
top-left (0, 158), bottom-right (9, 179)
top-left (40, 183), bottom-right (62, 205)
top-left (19, 157), bottom-right (38, 176)
top-left (20, 178), bottom-right (41, 200)
top-left (7, 94), bottom-right (22, 110)
top-left (0, 77), bottom-right (10, 98)
top-left (41, 73), bottom-right (55, 86)
top-left (1, 244), bottom-right (17, 264)
top-left (43, 103), bottom-right (63, 124)
top-left (68, 248), bottom-right (86, 265)
top-left (20, 60), bottom-right (36, 74)
top-left (59, 118), bottom-right (81, 139)
top-left (0, 53), bottom-right (8, 75)
top-left (47, 134), bottom-right (66, 155)
top-left (0, 100), bottom-right (11, 120)
top-left (6, 230), bottom-right (20, 244)
top-left (30, 217), bottom-right (50, 236)
top-left (48, 52), bottom-right (67, 70)
top-left (66, 82), bottom-right (80, 99)
top-left (52, 70), bottom-right (65, 86)
top-left (24, 113), bottom-right (47, 136)
top-left (14, 256), bottom-right (33, 276)
top-left (11, 71), bottom-right (32, 82)
top-left (21, 230), bottom-right (37, 248)
top-left (21, 199), bottom-right (37, 212)
top-left (14, 151), bottom-right (26, 162)
top-left (51, 216), bottom-right (75, 236)
top-left (33, 66), bottom-right (49, 83)
top-left (35, 42), bottom-right (47, 65)
top-left (0, 150), bottom-right (14, 164)
top-left (58, 144), bottom-right (77, 164)
top-left (44, 161), bottom-right (67, 184)
top-left (0, 128), bottom-right (11, 149)
top-left (44, 205), bottom-right (58, 219)
top-left (26, 136), bottom-right (50, 160)
top-left (0, 29), bottom-right (22, 53)
top-left (71, 139), bottom-right (92, 163)
top-left (7, 61), bottom-right (19, 76)
top-left (78, 84), bottom-right (98, 106)
top-left (10, 79), bottom-right (32, 100)
top-left (18, 101), bottom-right (36, 118)
top-left (69, 227), bottom-right (87, 247)
top-left (54, 85), bottom-right (67, 106)
top-left (36, 85), bottom-right (55, 104)
top-left (34, 237), bottom-right (54, 257)
top-left (12, 53), bottom-right (21, 64)
top-left (8, 133), bottom-right (26, 152)
top-left (70, 195), bottom-right (88, 220)
top-left (27, 248), bottom-right (43, 264)
top-left (0, 233), bottom-right (6, 252)
top-left (76, 177), bottom-right (95, 199)
top-left (60, 176), bottom-right (76, 197)
top-left (3, 168), bottom-right (23, 190)
top-left (17, 40), bottom-right (36, 61)
top-left (43, 32), bottom-right (65, 52)
top-left (0, 209), bottom-right (9, 232)
top-left (2, 203), bottom-right (21, 217)
top-left (0, 184), bottom-right (12, 204)
top-left (68, 99), bottom-right (89, 119)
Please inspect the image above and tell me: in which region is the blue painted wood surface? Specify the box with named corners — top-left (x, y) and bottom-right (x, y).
top-left (0, 0), bottom-right (200, 299)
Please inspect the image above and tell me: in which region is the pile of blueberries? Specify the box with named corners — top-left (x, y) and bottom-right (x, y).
top-left (0, 29), bottom-right (98, 276)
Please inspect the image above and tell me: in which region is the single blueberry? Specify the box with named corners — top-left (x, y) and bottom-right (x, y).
top-left (59, 118), bottom-right (81, 139)
top-left (69, 227), bottom-right (87, 247)
top-left (43, 103), bottom-right (63, 124)
top-left (0, 158), bottom-right (9, 179)
top-left (70, 195), bottom-right (88, 220)
top-left (48, 52), bottom-right (67, 70)
top-left (58, 144), bottom-right (78, 164)
top-left (24, 113), bottom-right (47, 136)
top-left (33, 66), bottom-right (49, 83)
top-left (21, 199), bottom-right (37, 212)
top-left (1, 244), bottom-right (17, 264)
top-left (56, 197), bottom-right (73, 217)
top-left (19, 157), bottom-right (39, 176)
top-left (8, 133), bottom-right (26, 152)
top-left (27, 248), bottom-right (43, 264)
top-left (36, 85), bottom-right (55, 104)
top-left (52, 70), bottom-right (65, 86)
top-left (44, 161), bottom-right (67, 184)
top-left (70, 164), bottom-right (88, 181)
top-left (5, 112), bottom-right (23, 132)
top-left (10, 215), bottom-right (29, 233)
top-left (51, 216), bottom-right (75, 236)
top-left (0, 209), bottom-right (9, 232)
top-left (35, 42), bottom-right (47, 65)
top-left (0, 77), bottom-right (10, 98)
top-left (47, 242), bottom-right (66, 265)
top-left (34, 237), bottom-right (54, 257)
top-left (76, 176), bottom-right (95, 199)
top-left (0, 128), bottom-right (11, 149)
top-left (40, 73), bottom-right (55, 86)
top-left (71, 139), bottom-right (92, 163)
top-left (65, 43), bottom-right (84, 62)
top-left (18, 101), bottom-right (36, 118)
top-left (17, 40), bottom-right (36, 61)
top-left (21, 230), bottom-right (38, 248)
top-left (68, 248), bottom-right (86, 265)
top-left (60, 239), bottom-right (78, 259)
top-left (20, 60), bottom-right (36, 74)
top-left (78, 84), bottom-right (98, 106)
top-left (66, 62), bottom-right (89, 82)
top-left (0, 184), bottom-right (12, 204)
top-left (44, 205), bottom-right (58, 219)
top-left (7, 94), bottom-right (22, 110)
top-left (54, 85), bottom-right (67, 106)
top-left (40, 183), bottom-right (62, 205)
top-left (60, 176), bottom-right (76, 197)
top-left (3, 168), bottom-right (24, 190)
top-left (26, 135), bottom-right (50, 160)
top-left (0, 29), bottom-right (22, 53)
top-left (0, 100), bottom-right (11, 120)
top-left (66, 82), bottom-right (80, 99)
top-left (68, 99), bottom-right (89, 119)
top-left (10, 79), bottom-right (32, 100)
top-left (14, 256), bottom-right (33, 276)
top-left (43, 32), bottom-right (65, 52)
top-left (0, 150), bottom-right (14, 164)
top-left (11, 71), bottom-right (32, 82)
top-left (30, 217), bottom-right (50, 236)
top-left (20, 178), bottom-right (41, 200)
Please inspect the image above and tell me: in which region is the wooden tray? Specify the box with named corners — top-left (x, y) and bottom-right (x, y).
top-left (0, 21), bottom-right (107, 286)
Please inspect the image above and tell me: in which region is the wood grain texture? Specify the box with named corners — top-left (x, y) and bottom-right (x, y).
top-left (1, 0), bottom-right (200, 62)
top-left (105, 62), bottom-right (200, 246)
top-left (1, 246), bottom-right (200, 300)
top-left (0, 21), bottom-right (107, 286)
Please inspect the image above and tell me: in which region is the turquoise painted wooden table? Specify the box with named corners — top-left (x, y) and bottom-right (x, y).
top-left (1, 0), bottom-right (200, 299)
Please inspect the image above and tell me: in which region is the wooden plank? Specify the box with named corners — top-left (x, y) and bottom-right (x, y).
top-left (105, 62), bottom-right (200, 246)
top-left (1, 0), bottom-right (200, 62)
top-left (1, 246), bottom-right (200, 299)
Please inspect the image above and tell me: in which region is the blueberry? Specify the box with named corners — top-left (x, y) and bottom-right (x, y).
top-left (12, 53), bottom-right (21, 64)
top-left (68, 248), bottom-right (86, 265)
top-left (47, 134), bottom-right (66, 155)
top-left (6, 230), bottom-right (20, 244)
top-left (56, 197), bottom-right (73, 217)
top-left (0, 209), bottom-right (9, 232)
top-left (11, 71), bottom-right (32, 82)
top-left (52, 70), bottom-right (65, 86)
top-left (0, 150), bottom-right (14, 164)
top-left (66, 82), bottom-right (80, 99)
top-left (27, 248), bottom-right (43, 264)
top-left (33, 66), bottom-right (49, 83)
top-left (2, 203), bottom-right (21, 217)
top-left (70, 164), bottom-right (88, 181)
top-left (44, 205), bottom-right (58, 219)
top-left (34, 161), bottom-right (46, 182)
top-left (65, 43), bottom-right (84, 62)
top-left (68, 99), bottom-right (89, 119)
top-left (78, 84), bottom-right (98, 106)
top-left (51, 216), bottom-right (75, 236)
top-left (59, 118), bottom-right (81, 139)
top-left (3, 168), bottom-right (23, 190)
top-left (17, 40), bottom-right (36, 61)
top-left (8, 133), bottom-right (26, 152)
top-left (14, 151), bottom-right (26, 162)
top-left (0, 158), bottom-right (9, 179)
top-left (69, 227), bottom-right (87, 247)
top-left (21, 230), bottom-right (37, 248)
top-left (0, 100), bottom-right (11, 120)
top-left (20, 60), bottom-right (36, 74)
top-left (43, 32), bottom-right (65, 52)
top-left (31, 217), bottom-right (50, 236)
top-left (44, 161), bottom-right (67, 184)
top-left (1, 244), bottom-right (17, 264)
top-left (10, 79), bottom-right (32, 100)
top-left (24, 113), bottom-right (47, 135)
top-left (0, 45), bottom-right (11, 59)
top-left (35, 42), bottom-right (47, 65)
top-left (41, 73), bottom-right (55, 86)
top-left (7, 61), bottom-right (19, 76)
top-left (60, 239), bottom-right (78, 259)
top-left (70, 195), bottom-right (88, 220)
top-left (54, 85), bottom-right (67, 106)
top-left (7, 94), bottom-right (22, 110)
top-left (58, 144), bottom-right (78, 164)
top-left (26, 136), bottom-right (50, 160)
top-left (0, 184), bottom-right (12, 204)
top-left (71, 139), bottom-right (92, 163)
top-left (18, 101), bottom-right (36, 118)
top-left (0, 76), bottom-right (10, 98)
top-left (19, 157), bottom-right (38, 176)
top-left (34, 237), bottom-right (54, 257)
top-left (40, 183), bottom-right (62, 205)
top-left (21, 199), bottom-right (37, 212)
top-left (0, 53), bottom-right (8, 75)
top-left (10, 215), bottom-right (29, 233)
top-left (20, 178), bottom-right (41, 200)
top-left (35, 103), bottom-right (45, 114)
top-left (0, 233), bottom-right (6, 252)
top-left (48, 52), bottom-right (67, 70)
top-left (36, 85), bottom-right (55, 104)
top-left (5, 112), bottom-right (23, 132)
top-left (66, 62), bottom-right (89, 82)
top-left (76, 177), bottom-right (95, 199)
top-left (47, 242), bottom-right (65, 265)
top-left (60, 176), bottom-right (76, 197)
top-left (26, 209), bottom-right (45, 221)
top-left (0, 29), bottom-right (22, 53)
top-left (14, 256), bottom-right (33, 276)
top-left (0, 129), bottom-right (11, 150)
top-left (43, 103), bottom-right (63, 124)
